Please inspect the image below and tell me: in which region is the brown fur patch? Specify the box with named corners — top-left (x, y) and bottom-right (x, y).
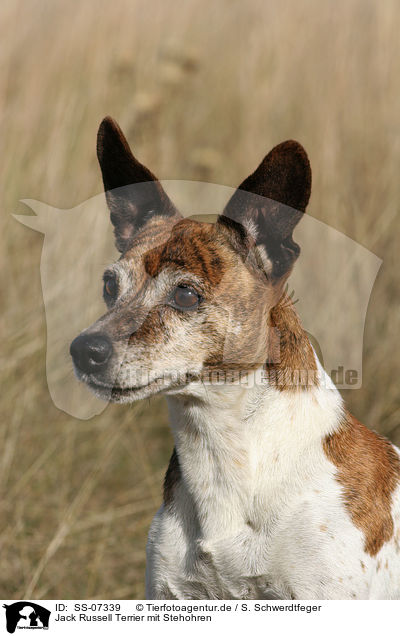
top-left (323, 413), bottom-right (400, 556)
top-left (163, 447), bottom-right (181, 507)
top-left (144, 219), bottom-right (226, 287)
top-left (266, 295), bottom-right (318, 390)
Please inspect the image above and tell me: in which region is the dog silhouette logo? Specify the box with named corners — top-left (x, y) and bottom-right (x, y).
top-left (2, 602), bottom-right (50, 633)
top-left (15, 185), bottom-right (381, 418)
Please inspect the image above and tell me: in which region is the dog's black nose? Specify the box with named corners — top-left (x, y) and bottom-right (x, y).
top-left (70, 333), bottom-right (112, 373)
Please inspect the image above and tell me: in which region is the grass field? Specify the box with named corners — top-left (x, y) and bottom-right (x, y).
top-left (1, 0), bottom-right (400, 599)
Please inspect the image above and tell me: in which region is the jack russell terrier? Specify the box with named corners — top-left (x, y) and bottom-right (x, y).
top-left (70, 117), bottom-right (400, 599)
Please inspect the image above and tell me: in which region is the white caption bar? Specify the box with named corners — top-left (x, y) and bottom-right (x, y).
top-left (0, 599), bottom-right (397, 635)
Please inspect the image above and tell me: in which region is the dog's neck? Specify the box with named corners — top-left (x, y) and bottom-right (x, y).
top-left (166, 308), bottom-right (344, 540)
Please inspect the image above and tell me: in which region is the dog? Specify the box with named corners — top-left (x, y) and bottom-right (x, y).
top-left (70, 116), bottom-right (400, 599)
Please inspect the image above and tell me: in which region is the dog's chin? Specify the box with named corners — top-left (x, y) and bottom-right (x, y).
top-left (81, 375), bottom-right (189, 404)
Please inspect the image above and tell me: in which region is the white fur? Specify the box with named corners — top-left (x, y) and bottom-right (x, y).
top-left (145, 358), bottom-right (400, 599)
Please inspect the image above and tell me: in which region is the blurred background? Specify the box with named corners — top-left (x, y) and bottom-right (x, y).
top-left (1, 0), bottom-right (400, 599)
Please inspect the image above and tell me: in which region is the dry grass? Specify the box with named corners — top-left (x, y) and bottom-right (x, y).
top-left (1, 0), bottom-right (400, 599)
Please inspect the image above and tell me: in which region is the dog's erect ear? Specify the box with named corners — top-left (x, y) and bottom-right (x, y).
top-left (97, 116), bottom-right (178, 252)
top-left (218, 140), bottom-right (311, 280)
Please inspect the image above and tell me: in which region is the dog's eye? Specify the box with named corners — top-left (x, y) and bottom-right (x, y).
top-left (171, 285), bottom-right (201, 310)
top-left (104, 276), bottom-right (118, 300)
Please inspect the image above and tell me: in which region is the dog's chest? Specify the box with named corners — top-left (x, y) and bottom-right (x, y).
top-left (148, 503), bottom-right (293, 599)
top-left (146, 386), bottom-right (342, 599)
top-left (147, 464), bottom-right (345, 599)
top-left (190, 516), bottom-right (302, 599)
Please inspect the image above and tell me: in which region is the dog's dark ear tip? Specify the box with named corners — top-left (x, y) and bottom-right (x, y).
top-left (271, 139), bottom-right (309, 158)
top-left (97, 116), bottom-right (121, 153)
top-left (268, 139), bottom-right (312, 212)
top-left (277, 139), bottom-right (307, 152)
top-left (98, 115), bottom-right (118, 132)
top-left (271, 140), bottom-right (311, 174)
top-left (97, 116), bottom-right (129, 152)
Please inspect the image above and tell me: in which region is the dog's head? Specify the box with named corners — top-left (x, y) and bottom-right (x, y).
top-left (70, 117), bottom-right (311, 402)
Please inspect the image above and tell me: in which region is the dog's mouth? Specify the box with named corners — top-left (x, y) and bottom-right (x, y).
top-left (83, 374), bottom-right (191, 402)
top-left (111, 377), bottom-right (169, 399)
